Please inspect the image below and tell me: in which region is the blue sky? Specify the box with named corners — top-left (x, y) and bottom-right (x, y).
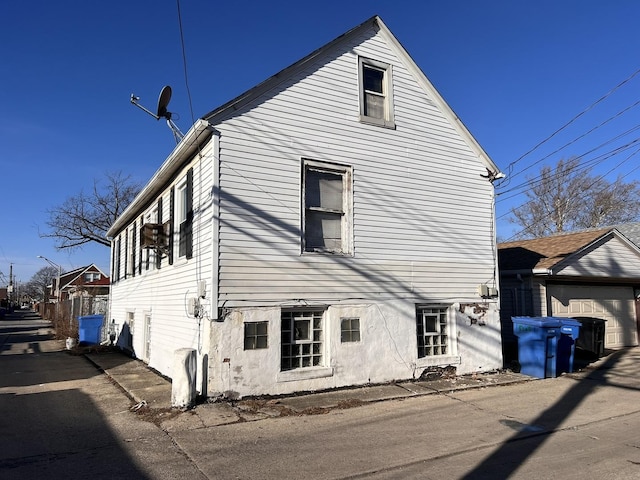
top-left (1, 0), bottom-right (640, 285)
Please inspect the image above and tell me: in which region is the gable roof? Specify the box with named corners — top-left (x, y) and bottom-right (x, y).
top-left (498, 228), bottom-right (614, 272)
top-left (607, 221), bottom-right (640, 246)
top-left (203, 15), bottom-right (500, 178)
top-left (110, 16), bottom-right (501, 238)
top-left (58, 264), bottom-right (106, 290)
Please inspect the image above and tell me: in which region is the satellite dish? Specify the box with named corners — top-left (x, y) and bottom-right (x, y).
top-left (156, 85), bottom-right (172, 119)
top-left (130, 85), bottom-right (184, 143)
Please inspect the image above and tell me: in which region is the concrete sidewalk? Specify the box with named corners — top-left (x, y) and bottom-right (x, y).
top-left (85, 346), bottom-right (624, 425)
top-left (85, 349), bottom-right (174, 410)
top-left (85, 347), bottom-right (535, 416)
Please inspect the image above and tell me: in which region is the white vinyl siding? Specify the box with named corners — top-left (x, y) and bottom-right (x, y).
top-left (108, 139), bottom-right (215, 385)
top-left (214, 25), bottom-right (494, 307)
top-left (110, 20), bottom-right (503, 398)
top-left (554, 235), bottom-right (640, 278)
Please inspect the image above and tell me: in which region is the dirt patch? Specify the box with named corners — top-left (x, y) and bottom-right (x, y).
top-left (131, 403), bottom-right (182, 426)
top-left (236, 398), bottom-right (331, 417)
top-left (335, 398), bottom-right (366, 409)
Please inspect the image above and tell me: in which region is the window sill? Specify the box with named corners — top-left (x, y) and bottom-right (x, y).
top-left (359, 115), bottom-right (396, 129)
top-left (302, 249), bottom-right (353, 257)
top-left (277, 366), bottom-right (334, 383)
top-left (415, 355), bottom-right (461, 369)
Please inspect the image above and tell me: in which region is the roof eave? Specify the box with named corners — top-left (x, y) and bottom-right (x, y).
top-left (373, 17), bottom-right (501, 178)
top-left (203, 16), bottom-right (380, 124)
top-left (200, 16), bottom-right (501, 179)
top-left (107, 119), bottom-right (214, 237)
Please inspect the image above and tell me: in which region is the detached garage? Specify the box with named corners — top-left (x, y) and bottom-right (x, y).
top-left (499, 228), bottom-right (640, 365)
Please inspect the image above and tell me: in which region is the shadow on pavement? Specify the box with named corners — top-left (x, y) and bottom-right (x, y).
top-left (462, 348), bottom-right (635, 479)
top-left (0, 314), bottom-right (152, 479)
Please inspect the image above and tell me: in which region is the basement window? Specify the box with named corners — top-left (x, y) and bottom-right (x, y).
top-left (244, 322), bottom-right (268, 350)
top-left (281, 310), bottom-right (324, 370)
top-left (416, 306), bottom-right (450, 357)
top-left (340, 317), bottom-right (360, 343)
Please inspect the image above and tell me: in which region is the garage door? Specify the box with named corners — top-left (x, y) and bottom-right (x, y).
top-left (548, 285), bottom-right (638, 348)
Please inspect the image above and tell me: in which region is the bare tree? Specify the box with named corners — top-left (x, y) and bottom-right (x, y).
top-left (509, 157), bottom-right (640, 238)
top-left (23, 266), bottom-right (62, 301)
top-left (43, 171), bottom-right (141, 249)
top-left (577, 176), bottom-right (640, 228)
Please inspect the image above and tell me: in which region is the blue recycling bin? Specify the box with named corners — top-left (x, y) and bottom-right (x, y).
top-left (78, 314), bottom-right (104, 345)
top-left (512, 317), bottom-right (581, 378)
top-left (512, 317), bottom-right (561, 378)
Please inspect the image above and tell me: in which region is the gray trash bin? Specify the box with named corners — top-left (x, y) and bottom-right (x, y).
top-left (572, 317), bottom-right (606, 357)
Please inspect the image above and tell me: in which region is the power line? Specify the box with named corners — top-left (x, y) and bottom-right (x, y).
top-left (499, 145), bottom-right (640, 241)
top-left (497, 125), bottom-right (640, 202)
top-left (500, 98), bottom-right (640, 188)
top-left (501, 66), bottom-right (640, 175)
top-left (176, 0), bottom-right (196, 126)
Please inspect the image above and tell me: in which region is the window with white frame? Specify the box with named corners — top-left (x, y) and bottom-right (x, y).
top-left (303, 160), bottom-right (352, 254)
top-left (84, 272), bottom-right (101, 283)
top-left (416, 306), bottom-right (450, 357)
top-left (281, 310), bottom-right (324, 371)
top-left (359, 57), bottom-right (395, 128)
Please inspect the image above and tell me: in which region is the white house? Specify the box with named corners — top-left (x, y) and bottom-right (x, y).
top-left (107, 16), bottom-right (504, 399)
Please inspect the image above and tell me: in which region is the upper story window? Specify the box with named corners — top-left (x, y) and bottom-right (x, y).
top-left (359, 57), bottom-right (395, 129)
top-left (84, 272), bottom-right (101, 283)
top-left (177, 168), bottom-right (193, 259)
top-left (145, 207), bottom-right (158, 270)
top-left (302, 159), bottom-right (352, 255)
top-left (113, 237), bottom-right (121, 281)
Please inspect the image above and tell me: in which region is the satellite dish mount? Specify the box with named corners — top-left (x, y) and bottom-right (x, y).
top-left (130, 86), bottom-right (184, 143)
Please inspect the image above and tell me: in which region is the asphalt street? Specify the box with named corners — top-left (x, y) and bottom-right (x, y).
top-left (2, 310), bottom-right (640, 479)
top-left (0, 311), bottom-right (206, 480)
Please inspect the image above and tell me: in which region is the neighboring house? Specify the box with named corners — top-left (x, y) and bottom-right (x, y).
top-left (498, 228), bottom-right (640, 364)
top-left (40, 264), bottom-right (110, 325)
top-left (47, 264), bottom-right (109, 303)
top-left (107, 16), bottom-right (504, 399)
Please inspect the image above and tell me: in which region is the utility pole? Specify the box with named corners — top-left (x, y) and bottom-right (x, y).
top-left (8, 263), bottom-right (13, 308)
